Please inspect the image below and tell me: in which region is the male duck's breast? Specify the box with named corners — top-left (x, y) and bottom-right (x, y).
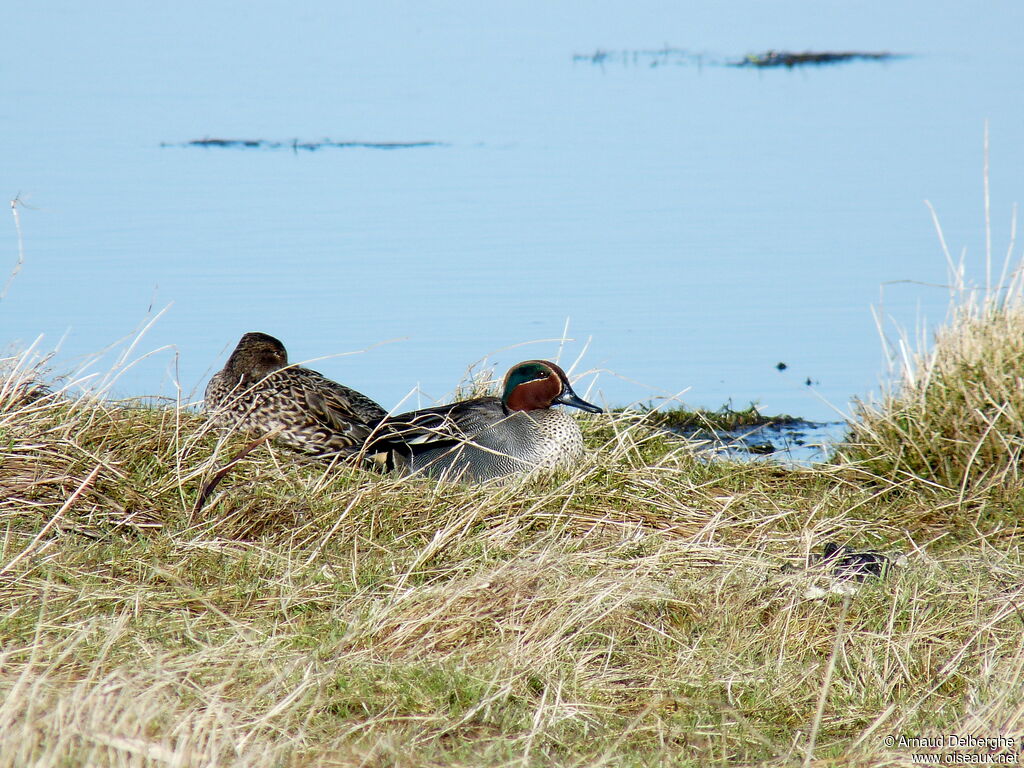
top-left (409, 410), bottom-right (584, 482)
top-left (523, 410), bottom-right (584, 467)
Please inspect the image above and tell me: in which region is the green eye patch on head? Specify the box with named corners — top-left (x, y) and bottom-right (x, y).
top-left (502, 362), bottom-right (551, 400)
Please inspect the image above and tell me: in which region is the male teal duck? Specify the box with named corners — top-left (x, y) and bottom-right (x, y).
top-left (369, 360), bottom-right (602, 482)
top-left (205, 332), bottom-right (387, 457)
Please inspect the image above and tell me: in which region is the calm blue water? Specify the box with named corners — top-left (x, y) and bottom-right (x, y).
top-left (3, 1), bottom-right (1023, 421)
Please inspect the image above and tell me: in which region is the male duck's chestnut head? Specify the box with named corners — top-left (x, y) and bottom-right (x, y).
top-left (501, 360), bottom-right (602, 414)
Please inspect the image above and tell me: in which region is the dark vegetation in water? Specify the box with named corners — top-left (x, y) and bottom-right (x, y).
top-left (574, 47), bottom-right (904, 70)
top-left (162, 138), bottom-right (446, 151)
top-left (733, 50), bottom-right (903, 68)
top-left (636, 402), bottom-right (803, 431)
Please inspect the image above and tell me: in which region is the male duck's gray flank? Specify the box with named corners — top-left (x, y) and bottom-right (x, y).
top-left (371, 359), bottom-right (602, 482)
top-left (204, 332), bottom-right (387, 457)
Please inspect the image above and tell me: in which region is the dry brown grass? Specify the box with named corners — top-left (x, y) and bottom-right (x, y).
top-left (1, 345), bottom-right (1023, 766)
top-left (841, 301), bottom-right (1024, 498)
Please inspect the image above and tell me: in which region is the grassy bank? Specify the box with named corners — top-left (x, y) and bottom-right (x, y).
top-left (841, 303), bottom-right (1024, 501)
top-left (1, 337), bottom-right (1023, 767)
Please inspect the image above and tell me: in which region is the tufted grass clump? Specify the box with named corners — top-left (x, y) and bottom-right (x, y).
top-left (2, 342), bottom-right (1024, 767)
top-left (841, 306), bottom-right (1024, 496)
top-left (838, 218), bottom-right (1024, 498)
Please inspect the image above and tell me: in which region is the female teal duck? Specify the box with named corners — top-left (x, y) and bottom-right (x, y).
top-left (371, 360), bottom-right (602, 482)
top-left (205, 332), bottom-right (387, 457)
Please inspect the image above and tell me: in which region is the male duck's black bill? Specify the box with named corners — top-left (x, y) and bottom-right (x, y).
top-left (554, 386), bottom-right (603, 413)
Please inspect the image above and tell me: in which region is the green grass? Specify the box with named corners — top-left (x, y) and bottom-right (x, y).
top-left (1, 356), bottom-right (1022, 767)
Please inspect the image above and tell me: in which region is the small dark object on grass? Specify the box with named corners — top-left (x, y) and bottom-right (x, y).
top-left (776, 362), bottom-right (787, 371)
top-left (814, 542), bottom-right (892, 581)
top-left (733, 50), bottom-right (903, 69)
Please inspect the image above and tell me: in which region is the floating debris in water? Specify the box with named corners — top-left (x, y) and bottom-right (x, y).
top-left (776, 362), bottom-right (788, 371)
top-left (632, 403), bottom-right (845, 465)
top-left (162, 138), bottom-right (447, 152)
top-left (691, 419), bottom-right (845, 465)
top-left (573, 47), bottom-right (906, 70)
top-left (732, 50), bottom-right (903, 68)
top-left (573, 47), bottom-right (707, 68)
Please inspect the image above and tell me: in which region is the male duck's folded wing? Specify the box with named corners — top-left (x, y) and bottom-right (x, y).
top-left (366, 396), bottom-right (506, 457)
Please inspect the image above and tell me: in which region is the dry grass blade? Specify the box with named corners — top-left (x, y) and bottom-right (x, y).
top-left (190, 431), bottom-right (279, 519)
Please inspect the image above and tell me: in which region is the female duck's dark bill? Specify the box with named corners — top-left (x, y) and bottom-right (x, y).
top-left (554, 387), bottom-right (603, 413)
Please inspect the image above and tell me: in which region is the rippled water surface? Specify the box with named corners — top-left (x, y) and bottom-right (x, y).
top-left (3, 2), bottom-right (1023, 420)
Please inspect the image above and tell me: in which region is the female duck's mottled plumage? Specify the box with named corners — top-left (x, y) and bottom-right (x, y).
top-left (204, 332), bottom-right (387, 456)
top-left (370, 360), bottom-right (602, 482)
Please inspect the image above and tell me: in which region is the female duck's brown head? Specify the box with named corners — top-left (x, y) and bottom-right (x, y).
top-left (501, 360), bottom-right (602, 413)
top-left (223, 332), bottom-right (289, 383)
